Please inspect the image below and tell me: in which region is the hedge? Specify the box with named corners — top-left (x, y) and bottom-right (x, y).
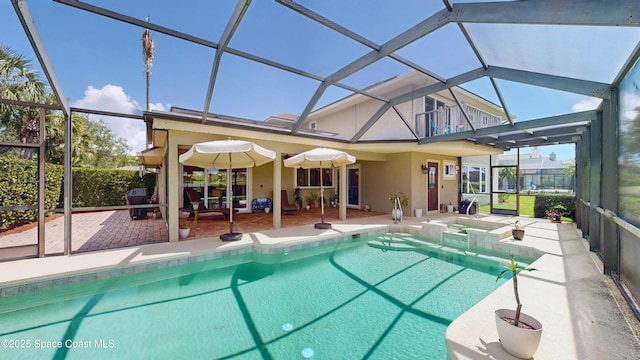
top-left (1, 157), bottom-right (156, 230)
top-left (71, 168), bottom-right (153, 207)
top-left (533, 193), bottom-right (576, 220)
top-left (0, 157), bottom-right (64, 230)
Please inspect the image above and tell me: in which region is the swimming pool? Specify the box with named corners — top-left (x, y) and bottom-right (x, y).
top-left (0, 233), bottom-right (524, 359)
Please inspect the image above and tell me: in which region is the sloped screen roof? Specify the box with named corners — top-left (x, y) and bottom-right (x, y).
top-left (5, 0), bottom-right (640, 150)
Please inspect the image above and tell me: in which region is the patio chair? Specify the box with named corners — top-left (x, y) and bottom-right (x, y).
top-left (185, 190), bottom-right (235, 220)
top-left (281, 190), bottom-right (298, 215)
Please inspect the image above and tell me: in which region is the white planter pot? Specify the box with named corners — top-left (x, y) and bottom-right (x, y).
top-left (447, 204), bottom-right (454, 212)
top-left (392, 209), bottom-right (403, 221)
top-left (414, 208), bottom-right (423, 217)
top-left (264, 207), bottom-right (270, 213)
top-left (495, 309), bottom-right (543, 359)
top-left (179, 228), bottom-right (190, 239)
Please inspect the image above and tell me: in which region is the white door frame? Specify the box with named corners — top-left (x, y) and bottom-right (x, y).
top-left (347, 164), bottom-right (360, 209)
top-left (425, 159), bottom-right (440, 213)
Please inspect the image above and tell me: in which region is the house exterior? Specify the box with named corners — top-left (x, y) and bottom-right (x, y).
top-left (141, 71), bottom-right (506, 241)
top-left (497, 148), bottom-right (574, 192)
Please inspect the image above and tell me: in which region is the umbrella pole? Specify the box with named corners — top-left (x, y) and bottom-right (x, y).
top-left (315, 164), bottom-right (331, 229)
top-left (221, 160), bottom-right (241, 241)
top-left (320, 165), bottom-right (324, 224)
top-left (229, 163), bottom-right (233, 233)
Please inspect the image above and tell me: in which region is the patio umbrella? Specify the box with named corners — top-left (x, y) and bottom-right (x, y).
top-left (179, 138), bottom-right (276, 241)
top-left (284, 147), bottom-right (356, 229)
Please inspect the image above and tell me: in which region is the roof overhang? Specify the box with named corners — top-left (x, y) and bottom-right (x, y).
top-left (137, 146), bottom-right (166, 167)
top-left (147, 110), bottom-right (502, 159)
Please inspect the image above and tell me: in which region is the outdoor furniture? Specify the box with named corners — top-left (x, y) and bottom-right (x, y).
top-left (209, 188), bottom-right (224, 208)
top-left (125, 188), bottom-right (148, 219)
top-left (184, 190), bottom-right (236, 220)
top-left (281, 190), bottom-right (298, 215)
top-left (251, 197), bottom-right (272, 212)
top-left (458, 200), bottom-right (477, 215)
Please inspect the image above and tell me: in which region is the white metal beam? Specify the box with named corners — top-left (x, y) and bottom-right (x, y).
top-left (13, 0), bottom-right (69, 116)
top-left (201, 0), bottom-right (251, 123)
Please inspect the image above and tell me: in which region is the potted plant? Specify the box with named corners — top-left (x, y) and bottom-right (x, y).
top-left (330, 192), bottom-right (339, 207)
top-left (294, 187), bottom-right (303, 209)
top-left (546, 204), bottom-right (565, 223)
top-left (511, 220), bottom-right (525, 240)
top-left (389, 191), bottom-right (408, 223)
top-left (495, 255), bottom-right (542, 359)
top-left (306, 192), bottom-right (319, 209)
top-left (179, 223), bottom-right (191, 238)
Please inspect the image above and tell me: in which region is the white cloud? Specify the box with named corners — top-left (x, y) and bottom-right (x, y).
top-left (73, 84), bottom-right (140, 114)
top-left (571, 97), bottom-right (602, 112)
top-left (619, 90), bottom-right (640, 122)
top-left (72, 85), bottom-right (169, 155)
top-left (149, 102), bottom-right (169, 112)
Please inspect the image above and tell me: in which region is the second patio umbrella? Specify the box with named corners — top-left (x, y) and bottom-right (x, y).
top-left (284, 147), bottom-right (356, 229)
top-left (179, 138), bottom-right (276, 241)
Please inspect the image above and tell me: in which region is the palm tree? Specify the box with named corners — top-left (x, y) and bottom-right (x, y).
top-left (142, 20), bottom-right (154, 111)
top-left (499, 167), bottom-right (517, 190)
top-left (0, 45), bottom-right (47, 159)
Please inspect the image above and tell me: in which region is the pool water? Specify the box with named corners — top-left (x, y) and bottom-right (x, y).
top-left (0, 234), bottom-right (520, 359)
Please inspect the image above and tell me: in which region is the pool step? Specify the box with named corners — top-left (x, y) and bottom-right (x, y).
top-left (367, 239), bottom-right (416, 252)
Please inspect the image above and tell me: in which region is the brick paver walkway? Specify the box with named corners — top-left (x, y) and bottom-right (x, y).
top-left (0, 207), bottom-right (383, 255)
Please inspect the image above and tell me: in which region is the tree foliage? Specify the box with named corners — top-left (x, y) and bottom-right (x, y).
top-left (0, 45), bottom-right (47, 158)
top-left (1, 46), bottom-right (133, 168)
top-left (621, 106), bottom-right (640, 163)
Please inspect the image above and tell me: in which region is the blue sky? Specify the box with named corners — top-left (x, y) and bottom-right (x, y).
top-left (3, 1), bottom-right (639, 159)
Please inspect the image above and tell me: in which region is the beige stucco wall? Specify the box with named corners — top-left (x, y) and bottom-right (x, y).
top-left (410, 153), bottom-right (459, 213)
top-left (305, 86), bottom-right (506, 140)
top-left (356, 152), bottom-right (459, 216)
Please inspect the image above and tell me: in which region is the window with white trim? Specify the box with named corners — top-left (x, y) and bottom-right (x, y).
top-left (462, 165), bottom-right (487, 193)
top-left (295, 168), bottom-right (333, 188)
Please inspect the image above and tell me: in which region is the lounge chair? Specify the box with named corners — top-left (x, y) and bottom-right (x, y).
top-left (281, 190), bottom-right (298, 215)
top-left (185, 190), bottom-right (236, 220)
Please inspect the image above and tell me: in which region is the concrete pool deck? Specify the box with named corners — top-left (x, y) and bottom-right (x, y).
top-left (0, 214), bottom-right (638, 358)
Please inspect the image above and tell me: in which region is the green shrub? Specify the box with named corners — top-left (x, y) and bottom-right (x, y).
top-left (534, 193), bottom-right (576, 220)
top-left (0, 157), bottom-right (63, 230)
top-left (1, 157), bottom-right (156, 230)
top-left (72, 169), bottom-right (154, 207)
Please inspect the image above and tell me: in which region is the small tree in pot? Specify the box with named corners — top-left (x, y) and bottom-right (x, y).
top-left (511, 220), bottom-right (525, 240)
top-left (495, 255), bottom-right (542, 359)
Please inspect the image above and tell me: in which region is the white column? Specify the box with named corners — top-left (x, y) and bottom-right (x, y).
top-left (168, 131), bottom-right (179, 242)
top-left (273, 151), bottom-right (282, 228)
top-left (339, 164), bottom-right (347, 220)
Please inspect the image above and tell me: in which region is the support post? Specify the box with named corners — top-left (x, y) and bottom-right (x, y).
top-left (273, 151), bottom-right (282, 229)
top-left (38, 108), bottom-right (45, 257)
top-left (339, 165), bottom-right (347, 220)
top-left (601, 95), bottom-right (619, 274)
top-left (168, 131), bottom-right (179, 242)
top-left (64, 111), bottom-right (72, 255)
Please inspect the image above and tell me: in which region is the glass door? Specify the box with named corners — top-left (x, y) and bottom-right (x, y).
top-left (491, 165), bottom-right (519, 215)
top-left (347, 165), bottom-right (360, 208)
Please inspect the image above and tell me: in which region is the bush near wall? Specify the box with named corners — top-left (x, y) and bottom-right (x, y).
top-left (72, 169), bottom-right (155, 207)
top-left (533, 193), bottom-right (576, 220)
top-left (0, 157), bottom-right (64, 231)
top-left (1, 158), bottom-right (156, 230)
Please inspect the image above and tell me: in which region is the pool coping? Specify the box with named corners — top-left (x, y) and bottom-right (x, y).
top-left (0, 222), bottom-right (390, 296)
top-left (1, 215), bottom-right (637, 359)
top-left (0, 215), bottom-right (536, 297)
top-left (444, 221), bottom-right (640, 360)
top-left (0, 215), bottom-right (561, 296)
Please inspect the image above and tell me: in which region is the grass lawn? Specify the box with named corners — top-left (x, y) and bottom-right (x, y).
top-left (479, 195), bottom-right (536, 216)
top-left (480, 194), bottom-right (574, 222)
